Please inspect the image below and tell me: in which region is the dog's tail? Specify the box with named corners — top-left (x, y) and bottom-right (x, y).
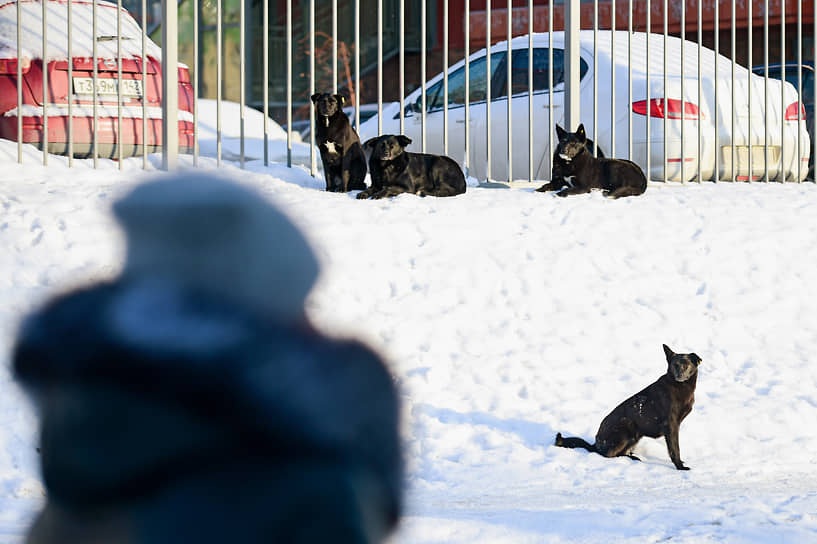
top-left (554, 432), bottom-right (597, 452)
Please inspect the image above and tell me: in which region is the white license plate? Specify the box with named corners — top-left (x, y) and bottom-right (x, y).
top-left (72, 76), bottom-right (143, 98)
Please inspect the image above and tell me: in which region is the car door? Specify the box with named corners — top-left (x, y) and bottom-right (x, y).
top-left (470, 47), bottom-right (567, 182)
top-left (510, 47), bottom-right (566, 182)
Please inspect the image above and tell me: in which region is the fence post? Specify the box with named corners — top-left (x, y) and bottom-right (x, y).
top-left (564, 0), bottom-right (581, 131)
top-left (162, 0), bottom-right (179, 170)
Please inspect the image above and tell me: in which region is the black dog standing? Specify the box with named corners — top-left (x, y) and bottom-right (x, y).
top-left (311, 92), bottom-right (368, 192)
top-left (555, 345), bottom-right (702, 470)
top-left (536, 123), bottom-right (647, 198)
top-left (358, 135), bottom-right (466, 199)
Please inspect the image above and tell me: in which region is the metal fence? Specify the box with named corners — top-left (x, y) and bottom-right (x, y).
top-left (4, 0), bottom-right (816, 184)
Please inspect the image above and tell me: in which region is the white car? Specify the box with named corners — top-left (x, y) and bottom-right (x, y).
top-left (359, 31), bottom-right (810, 182)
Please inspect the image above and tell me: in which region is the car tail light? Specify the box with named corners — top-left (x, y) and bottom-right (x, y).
top-left (632, 98), bottom-right (703, 120)
top-left (178, 66), bottom-right (191, 84)
top-left (784, 101), bottom-right (806, 121)
top-left (0, 58), bottom-right (31, 75)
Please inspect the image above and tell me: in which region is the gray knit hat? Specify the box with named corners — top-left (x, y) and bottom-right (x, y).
top-left (113, 172), bottom-right (320, 322)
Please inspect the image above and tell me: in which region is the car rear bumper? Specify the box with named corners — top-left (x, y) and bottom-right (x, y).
top-left (0, 115), bottom-right (195, 158)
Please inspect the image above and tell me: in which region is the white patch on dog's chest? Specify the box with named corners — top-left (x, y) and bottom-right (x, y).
top-left (325, 141), bottom-right (338, 155)
top-left (563, 175), bottom-right (575, 187)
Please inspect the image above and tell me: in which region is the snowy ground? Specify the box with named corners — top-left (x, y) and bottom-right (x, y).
top-left (2, 122), bottom-right (817, 542)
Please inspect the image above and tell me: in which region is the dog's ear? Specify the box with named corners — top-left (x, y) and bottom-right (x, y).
top-left (310, 93), bottom-right (321, 104)
top-left (363, 137), bottom-right (378, 150)
top-left (555, 124), bottom-right (567, 140)
top-left (336, 94), bottom-right (346, 106)
top-left (690, 353), bottom-right (702, 366)
top-left (663, 344), bottom-right (676, 362)
top-left (576, 123), bottom-right (586, 140)
top-left (396, 135), bottom-right (412, 148)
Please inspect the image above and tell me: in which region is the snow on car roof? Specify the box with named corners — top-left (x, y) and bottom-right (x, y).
top-left (0, 0), bottom-right (161, 62)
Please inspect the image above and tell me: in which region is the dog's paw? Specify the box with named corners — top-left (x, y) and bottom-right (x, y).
top-left (356, 191), bottom-right (371, 200)
top-left (675, 464), bottom-right (690, 471)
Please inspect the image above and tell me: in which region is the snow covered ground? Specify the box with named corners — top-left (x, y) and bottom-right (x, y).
top-left (2, 112), bottom-right (817, 542)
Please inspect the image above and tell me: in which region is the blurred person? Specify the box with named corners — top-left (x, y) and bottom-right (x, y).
top-left (13, 173), bottom-right (403, 543)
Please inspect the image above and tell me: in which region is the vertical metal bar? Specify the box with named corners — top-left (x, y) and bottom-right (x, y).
top-left (628, 0), bottom-right (632, 161)
top-left (781, 0), bottom-right (785, 181)
top-left (421, 0), bottom-right (426, 152)
top-left (309, 0), bottom-right (316, 175)
top-left (162, 0), bottom-right (179, 170)
top-left (41, 2), bottom-right (48, 166)
top-left (714, 0), bottom-right (719, 181)
top-left (797, 0), bottom-right (802, 182)
top-left (506, 0), bottom-right (512, 182)
top-left (68, 0), bottom-right (73, 166)
top-left (192, 0), bottom-right (198, 166)
top-left (378, 0), bottom-right (383, 135)
top-left (566, 0), bottom-right (580, 130)
top-left (759, 4), bottom-right (778, 184)
top-left (356, 0), bottom-right (361, 131)
top-left (263, 0), bottom-right (269, 166)
top-left (663, 0), bottom-right (667, 182)
top-left (528, 0), bottom-right (533, 183)
top-left (697, 0), bottom-right (702, 182)
top-left (681, 0), bottom-right (685, 184)
top-left (42, 0), bottom-right (48, 166)
top-left (645, 0), bottom-right (650, 178)
top-left (332, 0), bottom-right (337, 93)
top-left (444, 0), bottom-right (449, 156)
top-left (93, 0), bottom-right (98, 167)
top-left (731, 0), bottom-right (736, 182)
top-left (16, 0), bottom-right (21, 163)
top-left (610, 0), bottom-right (615, 157)
top-left (217, 0), bottom-right (223, 167)
top-left (399, 0), bottom-right (404, 133)
top-left (464, 0), bottom-right (469, 176)
top-left (748, 0), bottom-right (752, 181)
top-left (142, 0), bottom-right (148, 168)
top-left (287, 0), bottom-right (292, 167)
top-left (486, 0), bottom-right (491, 181)
top-left (117, 0), bottom-right (123, 168)
top-left (240, 0), bottom-right (245, 168)
top-left (592, 0), bottom-right (596, 157)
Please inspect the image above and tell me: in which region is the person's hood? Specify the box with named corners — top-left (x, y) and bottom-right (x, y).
top-left (113, 172), bottom-right (320, 324)
top-left (13, 280), bottom-right (402, 522)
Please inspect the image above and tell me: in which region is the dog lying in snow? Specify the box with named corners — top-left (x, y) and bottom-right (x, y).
top-left (357, 135), bottom-right (466, 199)
top-left (536, 124), bottom-right (647, 198)
top-left (555, 345), bottom-right (701, 470)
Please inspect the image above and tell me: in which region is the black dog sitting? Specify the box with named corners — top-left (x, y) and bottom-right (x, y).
top-left (311, 92), bottom-right (367, 192)
top-left (555, 345), bottom-right (702, 470)
top-left (536, 123), bottom-right (647, 198)
top-left (357, 135), bottom-right (466, 199)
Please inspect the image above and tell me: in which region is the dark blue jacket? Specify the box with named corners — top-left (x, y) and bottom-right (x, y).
top-left (13, 279), bottom-right (402, 543)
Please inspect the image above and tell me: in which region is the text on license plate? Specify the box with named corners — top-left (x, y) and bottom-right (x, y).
top-left (72, 77), bottom-right (143, 98)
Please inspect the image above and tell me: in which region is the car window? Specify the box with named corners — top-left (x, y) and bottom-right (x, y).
top-left (420, 51), bottom-right (506, 112)
top-left (491, 48), bottom-right (589, 98)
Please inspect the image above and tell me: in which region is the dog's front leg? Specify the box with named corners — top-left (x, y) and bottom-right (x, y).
top-left (664, 425), bottom-right (689, 470)
top-left (556, 185), bottom-right (591, 197)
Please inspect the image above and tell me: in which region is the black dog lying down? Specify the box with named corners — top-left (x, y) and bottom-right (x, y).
top-left (536, 123), bottom-right (647, 198)
top-left (358, 135), bottom-right (466, 199)
top-left (311, 92), bottom-right (367, 192)
top-left (555, 345), bottom-right (702, 470)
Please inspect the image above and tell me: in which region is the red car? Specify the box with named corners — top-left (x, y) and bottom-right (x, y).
top-left (0, 0), bottom-right (193, 158)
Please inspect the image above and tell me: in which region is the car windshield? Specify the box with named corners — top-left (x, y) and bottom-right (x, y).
top-left (0, 0), bottom-right (159, 61)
